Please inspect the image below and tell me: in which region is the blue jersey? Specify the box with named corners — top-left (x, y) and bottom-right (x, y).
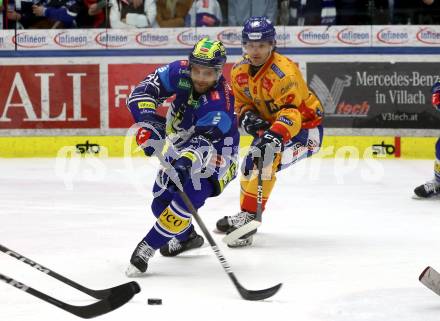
top-left (127, 60), bottom-right (239, 195)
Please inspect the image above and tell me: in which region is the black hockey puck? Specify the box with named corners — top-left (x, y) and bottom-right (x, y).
top-left (147, 298), bottom-right (162, 305)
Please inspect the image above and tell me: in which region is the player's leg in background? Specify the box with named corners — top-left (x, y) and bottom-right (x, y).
top-left (216, 135), bottom-right (277, 235)
top-left (217, 126), bottom-right (324, 234)
top-left (414, 137), bottom-right (440, 198)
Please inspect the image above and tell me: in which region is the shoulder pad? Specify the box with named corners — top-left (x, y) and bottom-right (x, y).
top-left (168, 60), bottom-right (190, 75)
top-left (232, 58), bottom-right (250, 70)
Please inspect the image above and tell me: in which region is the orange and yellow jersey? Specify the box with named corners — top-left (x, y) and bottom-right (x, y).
top-left (231, 51), bottom-right (324, 142)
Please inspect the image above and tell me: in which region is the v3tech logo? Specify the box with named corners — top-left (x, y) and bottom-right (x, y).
top-left (309, 74), bottom-right (370, 117)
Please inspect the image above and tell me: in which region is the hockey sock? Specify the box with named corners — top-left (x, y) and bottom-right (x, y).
top-left (144, 199), bottom-right (192, 249)
top-left (240, 171), bottom-right (276, 213)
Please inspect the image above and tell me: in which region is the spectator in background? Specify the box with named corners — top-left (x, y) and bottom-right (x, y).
top-left (185, 0), bottom-right (222, 26)
top-left (390, 0), bottom-right (440, 24)
top-left (227, 0), bottom-right (277, 26)
top-left (217, 0), bottom-right (227, 25)
top-left (1, 0), bottom-right (3, 29)
top-left (6, 0), bottom-right (52, 28)
top-left (371, 0), bottom-right (391, 24)
top-left (109, 0), bottom-right (156, 28)
top-left (77, 0), bottom-right (110, 28)
top-left (416, 0), bottom-right (440, 24)
top-left (392, 0), bottom-right (412, 24)
top-left (279, 0), bottom-right (336, 26)
top-left (335, 0), bottom-right (370, 25)
top-left (31, 0), bottom-right (83, 28)
top-left (156, 0), bottom-right (192, 27)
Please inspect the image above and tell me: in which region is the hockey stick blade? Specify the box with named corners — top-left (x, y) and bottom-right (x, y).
top-left (222, 220), bottom-right (261, 244)
top-left (231, 274), bottom-right (282, 301)
top-left (0, 273), bottom-right (140, 319)
top-left (0, 244), bottom-right (131, 300)
top-left (67, 282), bottom-right (141, 319)
top-left (178, 190), bottom-right (282, 301)
top-left (419, 266), bottom-right (440, 296)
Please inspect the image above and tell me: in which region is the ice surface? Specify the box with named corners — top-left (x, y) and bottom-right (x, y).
top-left (0, 157), bottom-right (439, 321)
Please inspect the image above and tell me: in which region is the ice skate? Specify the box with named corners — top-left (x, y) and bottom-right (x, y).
top-left (126, 240), bottom-right (155, 277)
top-left (414, 179), bottom-right (440, 199)
top-left (216, 211), bottom-right (257, 234)
top-left (159, 228), bottom-right (204, 257)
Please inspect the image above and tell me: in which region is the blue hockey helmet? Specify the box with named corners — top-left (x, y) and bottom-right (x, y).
top-left (242, 16), bottom-right (276, 43)
top-left (189, 37), bottom-right (227, 69)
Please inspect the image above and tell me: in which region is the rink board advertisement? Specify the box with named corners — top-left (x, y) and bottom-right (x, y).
top-left (1, 61), bottom-right (439, 159)
top-left (108, 63), bottom-right (162, 129)
top-left (0, 65), bottom-right (100, 129)
top-left (2, 62), bottom-right (439, 131)
top-left (307, 62), bottom-right (440, 129)
top-left (0, 135), bottom-right (437, 159)
top-left (1, 25), bottom-right (440, 50)
top-left (1, 25), bottom-right (440, 158)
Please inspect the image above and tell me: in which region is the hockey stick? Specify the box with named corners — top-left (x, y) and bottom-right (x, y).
top-left (0, 272), bottom-right (139, 319)
top-left (0, 244), bottom-right (136, 300)
top-left (419, 266), bottom-right (440, 296)
top-left (222, 157), bottom-right (264, 244)
top-left (178, 190), bottom-right (282, 301)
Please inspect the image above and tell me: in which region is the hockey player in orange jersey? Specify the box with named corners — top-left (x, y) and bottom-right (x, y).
top-left (216, 16), bottom-right (324, 247)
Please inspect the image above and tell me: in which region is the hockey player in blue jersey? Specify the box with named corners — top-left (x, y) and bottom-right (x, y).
top-left (414, 82), bottom-right (440, 198)
top-left (125, 38), bottom-right (239, 276)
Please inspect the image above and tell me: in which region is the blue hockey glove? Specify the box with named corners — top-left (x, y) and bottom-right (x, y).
top-left (167, 156), bottom-right (192, 193)
top-left (432, 82), bottom-right (440, 111)
top-left (240, 110), bottom-right (270, 137)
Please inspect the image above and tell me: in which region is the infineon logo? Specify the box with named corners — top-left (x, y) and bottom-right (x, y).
top-left (376, 28), bottom-right (409, 44)
top-left (54, 32), bottom-right (88, 48)
top-left (13, 32), bottom-right (48, 48)
top-left (337, 28), bottom-right (369, 45)
top-left (177, 30), bottom-right (210, 46)
top-left (95, 31), bottom-right (129, 48)
top-left (297, 29), bottom-right (330, 45)
top-left (135, 32), bottom-right (169, 47)
top-left (217, 29), bottom-right (241, 46)
top-left (416, 27), bottom-right (440, 44)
